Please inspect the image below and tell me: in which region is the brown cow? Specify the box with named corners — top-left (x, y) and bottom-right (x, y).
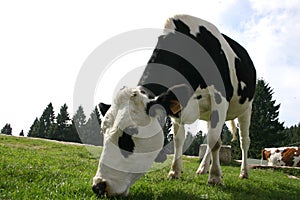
top-left (261, 147), bottom-right (300, 167)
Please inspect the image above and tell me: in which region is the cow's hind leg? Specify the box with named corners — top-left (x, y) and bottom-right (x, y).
top-left (168, 123), bottom-right (185, 179)
top-left (237, 105), bottom-right (252, 179)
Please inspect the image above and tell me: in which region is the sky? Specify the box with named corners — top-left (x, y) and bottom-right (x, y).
top-left (0, 0), bottom-right (300, 135)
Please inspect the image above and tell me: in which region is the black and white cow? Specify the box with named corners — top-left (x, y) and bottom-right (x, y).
top-left (93, 14), bottom-right (256, 197)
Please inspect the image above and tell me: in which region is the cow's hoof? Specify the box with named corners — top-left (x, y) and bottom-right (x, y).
top-left (239, 172), bottom-right (249, 179)
top-left (207, 176), bottom-right (223, 186)
top-left (168, 170), bottom-right (180, 179)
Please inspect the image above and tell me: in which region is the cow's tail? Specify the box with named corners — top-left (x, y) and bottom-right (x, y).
top-left (227, 120), bottom-right (237, 142)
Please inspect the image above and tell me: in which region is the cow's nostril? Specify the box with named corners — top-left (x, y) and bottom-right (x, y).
top-left (92, 181), bottom-right (107, 196)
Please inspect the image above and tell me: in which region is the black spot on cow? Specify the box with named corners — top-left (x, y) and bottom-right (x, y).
top-left (138, 19), bottom-right (234, 104)
top-left (222, 34), bottom-right (256, 104)
top-left (214, 93), bottom-right (222, 104)
top-left (118, 127), bottom-right (138, 158)
top-left (210, 110), bottom-right (219, 128)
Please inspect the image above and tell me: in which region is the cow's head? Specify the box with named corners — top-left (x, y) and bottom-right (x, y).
top-left (92, 86), bottom-right (189, 197)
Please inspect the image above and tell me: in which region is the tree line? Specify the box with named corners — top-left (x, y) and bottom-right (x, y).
top-left (26, 103), bottom-right (104, 146)
top-left (1, 79), bottom-right (300, 159)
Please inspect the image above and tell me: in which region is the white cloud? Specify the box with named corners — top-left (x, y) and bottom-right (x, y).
top-left (225, 0), bottom-right (300, 126)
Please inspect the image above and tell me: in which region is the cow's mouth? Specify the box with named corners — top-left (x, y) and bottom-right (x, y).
top-left (92, 180), bottom-right (130, 197)
top-left (92, 181), bottom-right (107, 197)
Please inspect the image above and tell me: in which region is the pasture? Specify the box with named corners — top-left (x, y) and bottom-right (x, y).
top-left (0, 135), bottom-right (299, 199)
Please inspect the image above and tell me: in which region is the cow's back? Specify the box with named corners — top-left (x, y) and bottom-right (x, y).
top-left (139, 14), bottom-right (256, 119)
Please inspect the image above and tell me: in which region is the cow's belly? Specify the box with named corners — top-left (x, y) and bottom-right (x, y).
top-left (179, 87), bottom-right (252, 124)
top-left (196, 88), bottom-right (252, 121)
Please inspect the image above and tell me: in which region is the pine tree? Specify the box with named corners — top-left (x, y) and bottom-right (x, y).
top-left (73, 106), bottom-right (86, 129)
top-left (83, 106), bottom-right (103, 145)
top-left (38, 103), bottom-right (55, 138)
top-left (221, 124), bottom-right (232, 145)
top-left (52, 104), bottom-right (71, 141)
top-left (28, 118), bottom-right (40, 137)
top-left (67, 123), bottom-right (82, 143)
top-left (184, 130), bottom-right (205, 156)
top-left (281, 123), bottom-right (300, 146)
top-left (249, 79), bottom-right (284, 158)
top-left (221, 124), bottom-right (241, 160)
top-left (72, 105), bottom-right (87, 142)
top-left (184, 131), bottom-right (194, 154)
top-left (1, 123), bottom-right (12, 135)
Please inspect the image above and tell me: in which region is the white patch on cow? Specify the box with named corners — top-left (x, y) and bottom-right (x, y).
top-left (177, 91), bottom-right (200, 124)
top-left (292, 155), bottom-right (300, 167)
top-left (174, 86), bottom-right (228, 125)
top-left (240, 81), bottom-right (247, 90)
top-left (268, 152), bottom-right (282, 166)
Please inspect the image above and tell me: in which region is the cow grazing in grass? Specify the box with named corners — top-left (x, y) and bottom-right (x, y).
top-left (92, 14), bottom-right (256, 197)
top-left (261, 147), bottom-right (300, 167)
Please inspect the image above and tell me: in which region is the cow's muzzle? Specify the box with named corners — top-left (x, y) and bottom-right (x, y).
top-left (92, 181), bottom-right (107, 197)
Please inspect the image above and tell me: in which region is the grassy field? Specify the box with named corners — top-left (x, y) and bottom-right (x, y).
top-left (1, 134), bottom-right (299, 200)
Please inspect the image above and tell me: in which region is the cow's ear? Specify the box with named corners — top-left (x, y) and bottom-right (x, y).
top-left (146, 95), bottom-right (182, 117)
top-left (146, 84), bottom-right (193, 117)
top-left (146, 100), bottom-right (166, 117)
top-left (99, 103), bottom-right (111, 116)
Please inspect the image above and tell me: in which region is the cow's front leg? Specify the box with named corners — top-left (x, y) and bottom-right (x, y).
top-left (204, 91), bottom-right (227, 185)
top-left (197, 122), bottom-right (210, 174)
top-left (168, 123), bottom-right (185, 179)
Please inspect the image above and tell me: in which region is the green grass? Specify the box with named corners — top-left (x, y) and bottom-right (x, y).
top-left (1, 135), bottom-right (299, 200)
